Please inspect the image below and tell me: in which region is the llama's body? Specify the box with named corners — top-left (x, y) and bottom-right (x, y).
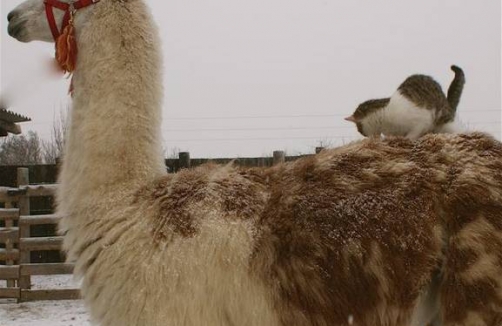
top-left (7, 0), bottom-right (502, 325)
top-left (69, 132), bottom-right (502, 326)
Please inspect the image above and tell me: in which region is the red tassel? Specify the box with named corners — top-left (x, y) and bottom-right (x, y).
top-left (55, 18), bottom-right (78, 74)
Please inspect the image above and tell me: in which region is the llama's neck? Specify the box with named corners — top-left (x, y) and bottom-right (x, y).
top-left (58, 0), bottom-right (165, 212)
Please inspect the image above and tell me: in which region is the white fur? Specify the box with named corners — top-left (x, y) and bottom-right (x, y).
top-left (76, 201), bottom-right (279, 326)
top-left (435, 120), bottom-right (466, 134)
top-left (8, 1), bottom-right (279, 325)
top-left (361, 91), bottom-right (436, 140)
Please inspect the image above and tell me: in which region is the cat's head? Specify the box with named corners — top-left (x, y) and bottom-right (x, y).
top-left (345, 98), bottom-right (390, 137)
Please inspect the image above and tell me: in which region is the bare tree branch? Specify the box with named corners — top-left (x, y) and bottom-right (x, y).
top-left (43, 106), bottom-right (69, 164)
top-left (0, 131), bottom-right (43, 165)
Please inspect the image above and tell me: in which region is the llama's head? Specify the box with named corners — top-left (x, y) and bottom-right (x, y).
top-left (7, 0), bottom-right (97, 43)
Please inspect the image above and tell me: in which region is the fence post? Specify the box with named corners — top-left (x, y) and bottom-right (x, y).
top-left (179, 152), bottom-right (191, 169)
top-left (17, 167), bottom-right (31, 301)
top-left (315, 147), bottom-right (324, 154)
top-left (4, 201), bottom-right (15, 289)
top-left (273, 151), bottom-right (285, 165)
top-left (55, 157), bottom-right (61, 171)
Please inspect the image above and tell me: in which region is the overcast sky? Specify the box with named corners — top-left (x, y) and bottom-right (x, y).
top-left (1, 0), bottom-right (501, 158)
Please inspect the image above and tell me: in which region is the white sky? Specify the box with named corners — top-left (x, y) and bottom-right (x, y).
top-left (1, 0), bottom-right (501, 158)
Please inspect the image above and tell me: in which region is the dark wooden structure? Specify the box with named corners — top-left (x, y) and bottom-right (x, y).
top-left (0, 168), bottom-right (78, 302)
top-left (0, 109), bottom-right (31, 137)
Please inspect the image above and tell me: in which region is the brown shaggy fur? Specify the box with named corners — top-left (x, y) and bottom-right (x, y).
top-left (132, 132), bottom-right (502, 326)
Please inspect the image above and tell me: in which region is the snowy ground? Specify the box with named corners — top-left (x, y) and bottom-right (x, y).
top-left (0, 275), bottom-right (92, 326)
top-left (0, 300), bottom-right (91, 326)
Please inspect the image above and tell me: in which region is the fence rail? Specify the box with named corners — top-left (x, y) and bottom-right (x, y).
top-left (0, 167), bottom-right (79, 303)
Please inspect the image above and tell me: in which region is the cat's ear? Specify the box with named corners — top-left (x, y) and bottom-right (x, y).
top-left (345, 116), bottom-right (356, 123)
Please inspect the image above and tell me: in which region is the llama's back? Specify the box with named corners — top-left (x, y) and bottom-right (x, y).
top-left (252, 137), bottom-right (446, 325)
top-left (85, 132), bottom-right (502, 326)
top-left (251, 133), bottom-right (502, 325)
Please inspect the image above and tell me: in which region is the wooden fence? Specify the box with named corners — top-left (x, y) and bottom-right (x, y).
top-left (0, 149), bottom-right (324, 303)
top-left (0, 168), bottom-right (79, 302)
top-left (165, 149), bottom-right (326, 171)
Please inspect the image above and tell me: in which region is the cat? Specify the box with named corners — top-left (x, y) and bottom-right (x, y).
top-left (345, 65), bottom-right (465, 140)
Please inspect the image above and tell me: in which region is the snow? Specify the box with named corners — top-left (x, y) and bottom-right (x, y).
top-left (0, 300), bottom-right (91, 326)
top-left (0, 275), bottom-right (92, 326)
top-left (30, 275), bottom-right (81, 290)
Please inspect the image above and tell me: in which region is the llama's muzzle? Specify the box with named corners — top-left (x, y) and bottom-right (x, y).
top-left (6, 12), bottom-right (28, 42)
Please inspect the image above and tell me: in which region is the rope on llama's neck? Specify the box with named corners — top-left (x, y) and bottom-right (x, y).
top-left (44, 0), bottom-right (100, 76)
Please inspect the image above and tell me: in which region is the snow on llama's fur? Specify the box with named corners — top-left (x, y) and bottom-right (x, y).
top-left (7, 0), bottom-right (502, 325)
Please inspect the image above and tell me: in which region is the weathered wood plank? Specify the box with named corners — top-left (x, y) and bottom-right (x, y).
top-left (19, 214), bottom-right (62, 226)
top-left (19, 237), bottom-right (64, 251)
top-left (0, 287), bottom-right (20, 299)
top-left (0, 188), bottom-right (19, 202)
top-left (179, 152), bottom-right (191, 169)
top-left (23, 184), bottom-right (58, 197)
top-left (17, 168), bottom-right (32, 292)
top-left (21, 289), bottom-right (80, 302)
top-left (0, 248), bottom-right (19, 261)
top-left (0, 184), bottom-right (58, 200)
top-left (273, 151), bottom-right (285, 165)
top-left (0, 265), bottom-right (19, 280)
top-left (0, 120), bottom-right (21, 135)
top-left (3, 202), bottom-right (16, 288)
top-left (0, 187), bottom-right (12, 195)
top-left (0, 227), bottom-right (19, 243)
top-left (21, 263), bottom-right (74, 276)
top-left (0, 208), bottom-right (19, 220)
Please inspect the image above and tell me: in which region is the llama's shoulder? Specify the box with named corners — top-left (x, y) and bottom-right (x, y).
top-left (134, 163), bottom-right (269, 241)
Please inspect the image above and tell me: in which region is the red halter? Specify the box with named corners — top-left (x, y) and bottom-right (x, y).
top-left (44, 0), bottom-right (99, 93)
top-left (44, 0), bottom-right (99, 40)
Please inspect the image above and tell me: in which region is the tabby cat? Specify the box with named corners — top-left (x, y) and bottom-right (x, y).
top-left (346, 65), bottom-right (465, 140)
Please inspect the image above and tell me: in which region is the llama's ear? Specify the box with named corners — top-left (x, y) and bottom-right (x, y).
top-left (345, 116), bottom-right (356, 123)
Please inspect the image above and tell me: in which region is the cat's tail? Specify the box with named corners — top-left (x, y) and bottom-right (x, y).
top-left (447, 65), bottom-right (465, 113)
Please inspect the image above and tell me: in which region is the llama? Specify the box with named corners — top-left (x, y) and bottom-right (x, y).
top-left (7, 1), bottom-right (502, 325)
